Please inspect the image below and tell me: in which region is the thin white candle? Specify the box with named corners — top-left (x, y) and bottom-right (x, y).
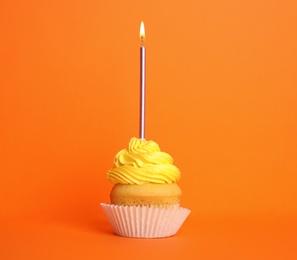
top-left (139, 21), bottom-right (146, 140)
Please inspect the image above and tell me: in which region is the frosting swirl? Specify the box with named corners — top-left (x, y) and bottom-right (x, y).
top-left (107, 137), bottom-right (181, 184)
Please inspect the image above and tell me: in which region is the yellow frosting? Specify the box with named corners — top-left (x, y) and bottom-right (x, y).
top-left (107, 137), bottom-right (181, 184)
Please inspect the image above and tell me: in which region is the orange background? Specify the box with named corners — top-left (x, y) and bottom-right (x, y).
top-left (0, 0), bottom-right (297, 259)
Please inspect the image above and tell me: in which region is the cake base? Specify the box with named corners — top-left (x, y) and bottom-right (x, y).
top-left (110, 183), bottom-right (182, 206)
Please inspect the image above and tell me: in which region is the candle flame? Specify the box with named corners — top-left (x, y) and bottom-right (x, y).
top-left (140, 21), bottom-right (145, 45)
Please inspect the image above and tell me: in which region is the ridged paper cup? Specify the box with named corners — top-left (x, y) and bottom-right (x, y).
top-left (100, 203), bottom-right (190, 238)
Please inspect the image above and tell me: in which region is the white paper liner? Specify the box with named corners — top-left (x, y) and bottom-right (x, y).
top-left (100, 203), bottom-right (191, 238)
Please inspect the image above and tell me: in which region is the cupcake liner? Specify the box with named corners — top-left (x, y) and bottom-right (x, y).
top-left (100, 203), bottom-right (191, 238)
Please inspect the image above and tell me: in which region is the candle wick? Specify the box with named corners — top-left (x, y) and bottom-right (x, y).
top-left (141, 37), bottom-right (144, 47)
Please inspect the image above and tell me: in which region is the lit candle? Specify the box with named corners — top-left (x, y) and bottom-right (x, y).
top-left (139, 21), bottom-right (146, 140)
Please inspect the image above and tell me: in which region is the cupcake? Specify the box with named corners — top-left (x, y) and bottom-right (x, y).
top-left (100, 137), bottom-right (190, 238)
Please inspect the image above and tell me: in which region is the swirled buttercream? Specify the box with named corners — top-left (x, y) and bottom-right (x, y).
top-left (107, 137), bottom-right (181, 184)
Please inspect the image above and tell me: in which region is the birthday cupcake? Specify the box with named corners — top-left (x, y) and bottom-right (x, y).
top-left (100, 137), bottom-right (190, 238)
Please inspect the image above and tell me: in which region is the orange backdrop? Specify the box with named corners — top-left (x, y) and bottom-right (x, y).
top-left (0, 0), bottom-right (296, 259)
